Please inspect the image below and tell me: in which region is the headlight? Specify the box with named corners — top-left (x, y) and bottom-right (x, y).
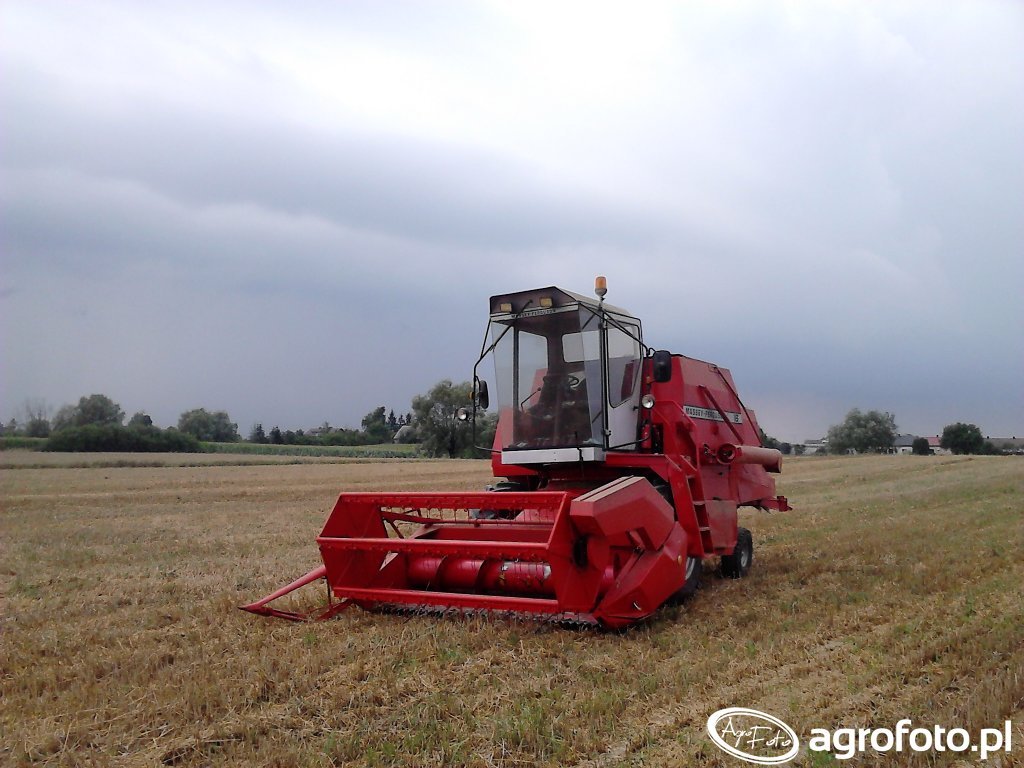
top-left (456, 407), bottom-right (470, 421)
top-left (640, 394), bottom-right (656, 410)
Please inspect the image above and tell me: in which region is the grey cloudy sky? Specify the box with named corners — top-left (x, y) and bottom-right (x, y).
top-left (2, 1), bottom-right (1022, 442)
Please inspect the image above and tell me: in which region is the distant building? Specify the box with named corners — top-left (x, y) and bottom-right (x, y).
top-left (986, 437), bottom-right (1024, 455)
top-left (892, 434), bottom-right (917, 455)
top-left (792, 433), bottom-right (1022, 457)
top-left (393, 424), bottom-right (416, 443)
top-left (802, 438), bottom-right (828, 455)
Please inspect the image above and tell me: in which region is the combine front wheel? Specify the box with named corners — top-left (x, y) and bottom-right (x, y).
top-left (721, 527), bottom-right (753, 578)
top-left (669, 555), bottom-right (702, 603)
top-left (650, 477), bottom-right (702, 601)
top-left (471, 480), bottom-right (529, 520)
top-left (682, 555), bottom-right (702, 596)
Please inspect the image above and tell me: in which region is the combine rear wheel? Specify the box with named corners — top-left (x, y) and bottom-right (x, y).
top-left (721, 527), bottom-right (753, 578)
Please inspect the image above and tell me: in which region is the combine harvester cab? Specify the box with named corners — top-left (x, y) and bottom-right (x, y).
top-left (242, 278), bottom-right (789, 629)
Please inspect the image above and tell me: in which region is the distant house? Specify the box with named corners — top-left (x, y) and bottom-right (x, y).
top-left (393, 424), bottom-right (416, 443)
top-left (794, 433), bottom-right (1023, 457)
top-left (892, 434), bottom-right (917, 455)
top-left (802, 438), bottom-right (828, 455)
top-left (986, 437), bottom-right (1024, 455)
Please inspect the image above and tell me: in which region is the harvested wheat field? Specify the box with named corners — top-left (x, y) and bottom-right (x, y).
top-left (2, 452), bottom-right (1022, 766)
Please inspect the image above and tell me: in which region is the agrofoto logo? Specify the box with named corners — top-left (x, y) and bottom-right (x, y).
top-left (707, 707), bottom-right (1014, 764)
top-left (706, 708), bottom-right (800, 765)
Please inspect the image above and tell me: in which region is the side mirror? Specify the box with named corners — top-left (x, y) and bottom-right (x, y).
top-left (652, 350), bottom-right (673, 383)
top-left (475, 379), bottom-right (490, 410)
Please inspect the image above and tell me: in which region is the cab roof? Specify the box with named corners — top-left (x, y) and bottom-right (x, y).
top-left (488, 285), bottom-right (634, 319)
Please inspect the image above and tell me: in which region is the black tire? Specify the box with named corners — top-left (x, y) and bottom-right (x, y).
top-left (470, 480), bottom-right (528, 519)
top-left (665, 555), bottom-right (702, 604)
top-left (491, 480), bottom-right (528, 493)
top-left (651, 477), bottom-right (702, 602)
top-left (721, 527), bottom-right (753, 578)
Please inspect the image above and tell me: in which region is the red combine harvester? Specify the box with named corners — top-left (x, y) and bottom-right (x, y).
top-left (242, 279), bottom-right (789, 628)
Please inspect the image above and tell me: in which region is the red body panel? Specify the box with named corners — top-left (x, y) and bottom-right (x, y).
top-left (491, 354), bottom-right (789, 558)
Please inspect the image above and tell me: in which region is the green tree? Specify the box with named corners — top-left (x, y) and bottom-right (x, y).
top-left (475, 411), bottom-right (498, 454)
top-left (249, 423), bottom-right (267, 443)
top-left (24, 419), bottom-right (50, 438)
top-left (411, 380), bottom-right (474, 458)
top-left (826, 409), bottom-right (897, 454)
top-left (128, 412), bottom-right (154, 428)
top-left (22, 399), bottom-right (52, 438)
top-left (911, 437), bottom-right (931, 456)
top-left (52, 405), bottom-right (75, 431)
top-left (53, 394), bottom-right (125, 430)
top-left (177, 408), bottom-right (239, 442)
top-left (75, 394), bottom-right (125, 426)
top-left (45, 424), bottom-right (200, 453)
top-left (361, 406), bottom-right (390, 444)
top-left (759, 428), bottom-right (780, 449)
top-left (269, 426), bottom-right (283, 444)
top-left (940, 423), bottom-right (985, 455)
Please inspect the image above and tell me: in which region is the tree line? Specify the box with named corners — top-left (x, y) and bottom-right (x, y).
top-left (775, 409), bottom-right (1012, 456)
top-left (246, 407), bottom-right (415, 447)
top-left (2, 381), bottom-right (496, 457)
top-left (4, 393), bottom-right (1008, 458)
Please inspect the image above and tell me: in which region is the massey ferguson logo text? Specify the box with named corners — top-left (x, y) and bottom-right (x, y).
top-left (683, 405), bottom-right (743, 424)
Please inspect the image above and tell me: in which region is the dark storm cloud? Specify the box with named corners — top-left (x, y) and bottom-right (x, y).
top-left (1, 64), bottom-right (663, 257)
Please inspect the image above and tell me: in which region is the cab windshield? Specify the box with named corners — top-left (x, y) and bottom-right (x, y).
top-left (488, 305), bottom-right (641, 451)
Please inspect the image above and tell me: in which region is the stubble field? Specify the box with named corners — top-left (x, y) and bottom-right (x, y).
top-left (2, 452), bottom-right (1022, 766)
